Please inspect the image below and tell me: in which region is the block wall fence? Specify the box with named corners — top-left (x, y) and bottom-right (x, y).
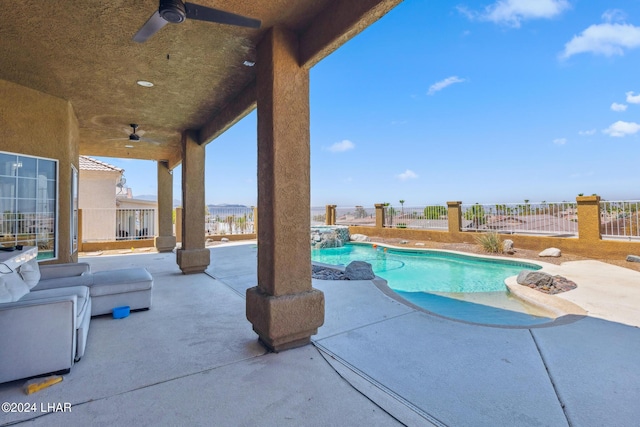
top-left (327, 196), bottom-right (639, 260)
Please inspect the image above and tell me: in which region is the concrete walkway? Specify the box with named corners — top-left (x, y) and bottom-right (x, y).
top-left (1, 242), bottom-right (639, 426)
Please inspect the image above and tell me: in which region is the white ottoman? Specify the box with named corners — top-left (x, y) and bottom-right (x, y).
top-left (89, 268), bottom-right (153, 316)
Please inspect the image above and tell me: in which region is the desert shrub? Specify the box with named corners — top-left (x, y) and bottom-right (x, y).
top-left (474, 231), bottom-right (502, 253)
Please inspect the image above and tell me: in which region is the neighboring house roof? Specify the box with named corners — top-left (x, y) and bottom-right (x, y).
top-left (79, 155), bottom-right (123, 173)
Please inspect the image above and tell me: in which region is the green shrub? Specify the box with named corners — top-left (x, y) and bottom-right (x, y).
top-left (424, 205), bottom-right (447, 219)
top-left (474, 232), bottom-right (502, 254)
top-left (396, 223), bottom-right (407, 229)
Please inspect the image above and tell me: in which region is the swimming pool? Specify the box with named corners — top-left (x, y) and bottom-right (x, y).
top-left (311, 243), bottom-right (553, 326)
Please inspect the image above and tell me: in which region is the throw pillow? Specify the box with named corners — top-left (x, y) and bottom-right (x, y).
top-left (19, 259), bottom-right (41, 289)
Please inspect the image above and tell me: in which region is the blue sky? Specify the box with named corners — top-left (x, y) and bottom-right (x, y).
top-left (98, 0), bottom-right (640, 207)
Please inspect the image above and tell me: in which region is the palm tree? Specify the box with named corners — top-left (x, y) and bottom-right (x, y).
top-left (399, 200), bottom-right (405, 217)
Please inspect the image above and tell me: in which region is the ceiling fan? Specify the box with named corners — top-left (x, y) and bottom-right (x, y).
top-left (133, 0), bottom-right (261, 43)
top-left (110, 124), bottom-right (161, 145)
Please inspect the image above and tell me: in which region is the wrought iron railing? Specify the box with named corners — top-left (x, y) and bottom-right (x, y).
top-left (460, 202), bottom-right (578, 236)
top-left (205, 207), bottom-right (254, 235)
top-left (600, 200), bottom-right (640, 240)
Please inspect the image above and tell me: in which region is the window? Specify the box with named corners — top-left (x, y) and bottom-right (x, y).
top-left (0, 151), bottom-right (57, 260)
top-left (71, 165), bottom-right (78, 254)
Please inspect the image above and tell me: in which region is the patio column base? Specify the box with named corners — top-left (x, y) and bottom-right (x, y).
top-left (155, 236), bottom-right (176, 253)
top-left (177, 248), bottom-right (210, 274)
top-left (246, 286), bottom-right (324, 352)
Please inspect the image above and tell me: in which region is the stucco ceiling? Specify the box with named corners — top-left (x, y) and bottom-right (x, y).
top-left (0, 0), bottom-right (400, 167)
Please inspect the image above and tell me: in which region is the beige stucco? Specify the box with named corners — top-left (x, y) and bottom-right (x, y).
top-left (246, 27), bottom-right (324, 352)
top-left (0, 79), bottom-right (78, 263)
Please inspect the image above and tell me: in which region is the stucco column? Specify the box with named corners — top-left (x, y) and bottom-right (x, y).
top-left (325, 205), bottom-right (336, 225)
top-left (375, 203), bottom-right (386, 228)
top-left (246, 26), bottom-right (324, 352)
top-left (155, 161), bottom-right (177, 252)
top-left (176, 131), bottom-right (210, 274)
top-left (577, 195), bottom-right (601, 242)
top-left (447, 201), bottom-right (463, 233)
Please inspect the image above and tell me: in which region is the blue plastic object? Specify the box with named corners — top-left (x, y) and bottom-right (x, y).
top-left (112, 306), bottom-right (130, 319)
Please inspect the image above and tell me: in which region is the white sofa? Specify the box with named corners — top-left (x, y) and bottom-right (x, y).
top-left (0, 247), bottom-right (153, 384)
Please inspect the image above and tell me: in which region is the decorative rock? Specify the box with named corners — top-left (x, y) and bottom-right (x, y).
top-left (539, 247), bottom-right (561, 257)
top-left (517, 270), bottom-right (577, 294)
top-left (350, 234), bottom-right (370, 242)
top-left (626, 255), bottom-right (640, 263)
top-left (502, 239), bottom-right (515, 254)
top-left (221, 237), bottom-right (229, 242)
top-left (517, 271), bottom-right (553, 288)
top-left (345, 261), bottom-right (375, 280)
top-left (415, 242), bottom-right (425, 246)
top-left (400, 240), bottom-right (409, 244)
top-left (312, 265), bottom-right (347, 280)
top-left (310, 226), bottom-right (349, 249)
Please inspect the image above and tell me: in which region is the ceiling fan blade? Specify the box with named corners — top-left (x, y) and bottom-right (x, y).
top-left (184, 3), bottom-right (261, 28)
top-left (140, 137), bottom-right (162, 145)
top-left (133, 11), bottom-right (169, 43)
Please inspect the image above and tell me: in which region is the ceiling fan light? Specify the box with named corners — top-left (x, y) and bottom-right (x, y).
top-left (159, 0), bottom-right (187, 24)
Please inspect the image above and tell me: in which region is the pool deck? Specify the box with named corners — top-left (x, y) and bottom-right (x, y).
top-left (1, 242), bottom-right (639, 426)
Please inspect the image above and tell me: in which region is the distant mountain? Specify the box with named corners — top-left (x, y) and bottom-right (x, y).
top-left (207, 204), bottom-right (251, 208)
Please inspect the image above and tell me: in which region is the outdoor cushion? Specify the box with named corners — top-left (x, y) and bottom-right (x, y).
top-left (20, 286), bottom-right (91, 322)
top-left (0, 274), bottom-right (30, 303)
top-left (90, 268), bottom-right (153, 296)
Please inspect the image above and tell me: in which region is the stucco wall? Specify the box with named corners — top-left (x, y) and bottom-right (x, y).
top-left (0, 79), bottom-right (79, 263)
top-left (79, 170), bottom-right (120, 209)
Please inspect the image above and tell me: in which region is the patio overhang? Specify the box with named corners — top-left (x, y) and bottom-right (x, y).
top-left (1, 0), bottom-right (402, 167)
top-left (0, 0), bottom-right (404, 350)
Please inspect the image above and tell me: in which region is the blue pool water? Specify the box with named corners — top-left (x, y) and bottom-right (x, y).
top-left (311, 244), bottom-right (552, 326)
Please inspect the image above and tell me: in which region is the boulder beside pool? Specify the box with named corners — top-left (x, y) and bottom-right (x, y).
top-left (345, 261), bottom-right (375, 280)
top-left (516, 270), bottom-right (577, 294)
top-left (539, 247), bottom-right (561, 257)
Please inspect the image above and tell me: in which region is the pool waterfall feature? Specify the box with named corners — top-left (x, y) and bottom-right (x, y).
top-left (310, 225), bottom-right (350, 249)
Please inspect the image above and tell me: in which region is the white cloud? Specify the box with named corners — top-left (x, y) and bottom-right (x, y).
top-left (458, 0), bottom-right (570, 28)
top-left (553, 138), bottom-right (567, 145)
top-left (560, 23), bottom-right (640, 59)
top-left (326, 140), bottom-right (355, 153)
top-left (428, 76), bottom-right (466, 95)
top-left (397, 169), bottom-right (418, 181)
top-left (578, 129), bottom-right (597, 136)
top-left (602, 9), bottom-right (627, 24)
top-left (626, 91), bottom-right (640, 104)
top-left (603, 121), bottom-right (640, 137)
top-left (611, 102), bottom-right (628, 112)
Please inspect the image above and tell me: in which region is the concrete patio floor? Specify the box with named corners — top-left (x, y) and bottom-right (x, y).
top-left (1, 242), bottom-right (639, 426)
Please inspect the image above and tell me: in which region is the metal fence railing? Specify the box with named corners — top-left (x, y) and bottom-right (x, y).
top-left (205, 207), bottom-right (254, 235)
top-left (600, 200), bottom-right (640, 240)
top-left (0, 211), bottom-right (56, 252)
top-left (310, 206), bottom-right (326, 226)
top-left (335, 206), bottom-right (376, 226)
top-left (82, 208), bottom-right (156, 242)
top-left (460, 202), bottom-right (578, 236)
top-left (384, 205), bottom-right (448, 230)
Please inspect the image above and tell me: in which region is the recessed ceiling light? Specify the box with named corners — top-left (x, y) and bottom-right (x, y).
top-left (136, 80), bottom-right (154, 87)
top-left (125, 145), bottom-right (135, 148)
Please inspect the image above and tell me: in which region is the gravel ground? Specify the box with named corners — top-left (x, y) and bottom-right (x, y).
top-left (79, 238), bottom-right (640, 273)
